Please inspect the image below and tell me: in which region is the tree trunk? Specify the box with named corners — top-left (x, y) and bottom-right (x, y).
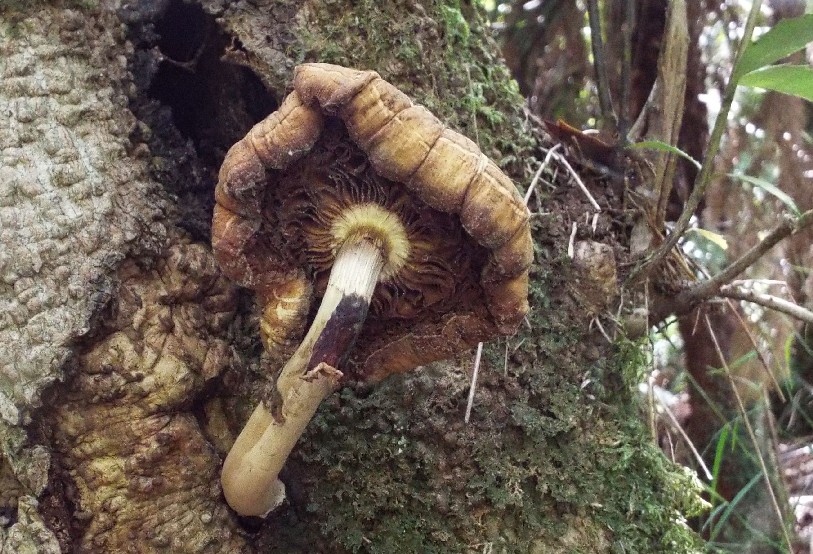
top-left (0, 1), bottom-right (704, 552)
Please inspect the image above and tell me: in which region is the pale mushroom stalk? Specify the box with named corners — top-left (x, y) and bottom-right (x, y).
top-left (222, 234), bottom-right (386, 516)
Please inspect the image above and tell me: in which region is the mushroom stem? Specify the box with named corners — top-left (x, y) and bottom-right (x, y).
top-left (278, 236), bottom-right (386, 395)
top-left (222, 237), bottom-right (385, 516)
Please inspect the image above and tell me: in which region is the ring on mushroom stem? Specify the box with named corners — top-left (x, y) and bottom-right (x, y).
top-left (213, 63), bottom-right (533, 517)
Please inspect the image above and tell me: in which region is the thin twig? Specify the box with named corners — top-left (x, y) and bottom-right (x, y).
top-left (730, 279), bottom-right (787, 287)
top-left (659, 397), bottom-right (713, 481)
top-left (683, 368), bottom-right (728, 426)
top-left (719, 285), bottom-right (813, 325)
top-left (722, 298), bottom-right (784, 402)
top-left (704, 315), bottom-right (793, 552)
top-left (465, 342), bottom-right (484, 424)
top-left (553, 150), bottom-right (602, 211)
top-left (692, 242), bottom-right (781, 399)
top-left (646, 372), bottom-right (658, 448)
top-left (503, 341), bottom-right (509, 377)
top-left (525, 144), bottom-right (562, 205)
top-left (592, 316), bottom-right (613, 344)
top-left (627, 0), bottom-right (764, 283)
top-left (568, 222), bottom-right (578, 258)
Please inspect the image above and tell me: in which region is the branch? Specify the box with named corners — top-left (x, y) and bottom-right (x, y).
top-left (627, 0), bottom-right (764, 283)
top-left (718, 286), bottom-right (813, 325)
top-left (648, 209), bottom-right (813, 325)
top-left (676, 209), bottom-right (813, 307)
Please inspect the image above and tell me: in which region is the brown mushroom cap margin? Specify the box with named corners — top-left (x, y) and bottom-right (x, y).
top-left (213, 63), bottom-right (532, 382)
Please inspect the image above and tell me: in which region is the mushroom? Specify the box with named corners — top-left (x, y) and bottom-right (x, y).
top-left (212, 63), bottom-right (533, 517)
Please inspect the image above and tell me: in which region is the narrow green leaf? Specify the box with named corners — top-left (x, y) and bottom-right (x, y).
top-left (729, 172), bottom-right (801, 217)
top-left (631, 140), bottom-right (702, 170)
top-left (686, 228), bottom-right (728, 251)
top-left (708, 473), bottom-right (762, 542)
top-left (710, 424), bottom-right (729, 497)
top-left (735, 14), bottom-right (813, 80)
top-left (728, 349), bottom-right (758, 371)
top-left (739, 64), bottom-right (813, 103)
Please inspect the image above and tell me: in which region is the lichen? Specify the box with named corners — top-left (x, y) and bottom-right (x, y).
top-left (0, 0), bottom-right (96, 15)
top-left (0, 4), bottom-right (169, 549)
top-left (0, 496), bottom-right (61, 554)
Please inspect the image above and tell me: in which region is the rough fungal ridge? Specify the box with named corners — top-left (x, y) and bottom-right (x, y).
top-left (49, 240), bottom-right (247, 552)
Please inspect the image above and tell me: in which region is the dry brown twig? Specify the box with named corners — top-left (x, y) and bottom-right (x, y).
top-left (718, 285), bottom-right (813, 325)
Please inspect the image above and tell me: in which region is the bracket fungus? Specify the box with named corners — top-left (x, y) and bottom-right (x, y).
top-left (212, 63), bottom-right (533, 517)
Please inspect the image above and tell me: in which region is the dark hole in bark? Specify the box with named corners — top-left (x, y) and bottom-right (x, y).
top-left (135, 3), bottom-right (281, 535)
top-left (0, 505), bottom-right (17, 527)
top-left (147, 0), bottom-right (276, 168)
top-left (125, 0), bottom-right (277, 239)
top-left (154, 0), bottom-right (209, 63)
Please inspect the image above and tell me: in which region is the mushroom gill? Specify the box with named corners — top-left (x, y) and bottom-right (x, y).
top-left (274, 123), bottom-right (483, 326)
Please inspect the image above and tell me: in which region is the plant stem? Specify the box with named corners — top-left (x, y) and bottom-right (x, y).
top-left (586, 0), bottom-right (616, 128)
top-left (627, 0), bottom-right (764, 284)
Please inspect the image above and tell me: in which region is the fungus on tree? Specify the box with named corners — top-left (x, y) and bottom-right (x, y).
top-left (212, 63), bottom-right (533, 517)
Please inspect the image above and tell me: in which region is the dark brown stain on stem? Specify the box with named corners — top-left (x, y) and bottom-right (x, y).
top-left (308, 294), bottom-right (369, 377)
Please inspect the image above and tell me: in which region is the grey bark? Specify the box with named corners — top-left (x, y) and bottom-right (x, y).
top-left (0, 6), bottom-right (168, 551)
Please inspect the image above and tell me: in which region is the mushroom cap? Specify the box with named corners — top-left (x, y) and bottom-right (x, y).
top-left (213, 63), bottom-right (532, 381)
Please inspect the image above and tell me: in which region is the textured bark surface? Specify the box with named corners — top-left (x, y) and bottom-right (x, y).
top-left (44, 237), bottom-right (248, 551)
top-left (0, 9), bottom-right (163, 429)
top-left (1, 1), bottom-right (705, 552)
top-left (0, 6), bottom-right (168, 551)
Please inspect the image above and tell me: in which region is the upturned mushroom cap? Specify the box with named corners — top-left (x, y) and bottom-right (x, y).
top-left (213, 63), bottom-right (532, 382)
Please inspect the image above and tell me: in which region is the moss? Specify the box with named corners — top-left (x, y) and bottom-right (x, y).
top-left (590, 343), bottom-right (708, 553)
top-left (270, 233), bottom-right (704, 552)
top-left (277, 312), bottom-right (705, 552)
top-left (291, 0), bottom-right (535, 183)
top-left (438, 3), bottom-right (470, 46)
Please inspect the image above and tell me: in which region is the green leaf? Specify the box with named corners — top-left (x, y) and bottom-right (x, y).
top-left (735, 13), bottom-right (813, 80)
top-left (729, 172), bottom-right (801, 217)
top-left (739, 64), bottom-right (813, 103)
top-left (709, 423), bottom-right (729, 498)
top-left (708, 473), bottom-right (762, 542)
top-left (630, 140), bottom-right (702, 170)
top-left (686, 228), bottom-right (728, 251)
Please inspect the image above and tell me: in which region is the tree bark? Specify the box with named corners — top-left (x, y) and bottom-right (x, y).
top-left (0, 1), bottom-right (705, 552)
